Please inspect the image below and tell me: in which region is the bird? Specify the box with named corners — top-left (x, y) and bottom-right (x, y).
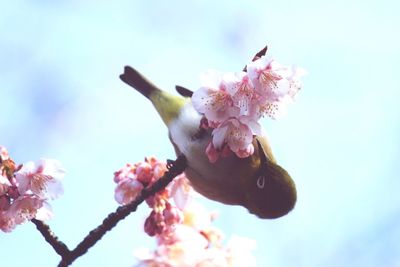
top-left (120, 66), bottom-right (296, 219)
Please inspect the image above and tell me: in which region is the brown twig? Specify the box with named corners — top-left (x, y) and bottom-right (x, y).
top-left (31, 219), bottom-right (70, 258)
top-left (32, 155), bottom-right (187, 267)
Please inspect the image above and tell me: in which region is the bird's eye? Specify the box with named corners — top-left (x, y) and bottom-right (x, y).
top-left (256, 175), bottom-right (266, 189)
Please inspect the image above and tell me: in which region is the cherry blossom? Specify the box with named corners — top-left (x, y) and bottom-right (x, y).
top-left (135, 161), bottom-right (154, 184)
top-left (247, 56), bottom-right (303, 101)
top-left (113, 163), bottom-right (136, 183)
top-left (0, 211), bottom-right (15, 233)
top-left (0, 146), bottom-right (65, 232)
top-left (136, 197), bottom-right (256, 267)
top-left (7, 195), bottom-right (44, 225)
top-left (180, 201), bottom-right (214, 231)
top-left (115, 178), bottom-right (144, 205)
top-left (163, 202), bottom-right (183, 225)
top-left (114, 158), bottom-right (187, 237)
top-left (247, 56), bottom-right (305, 119)
top-left (0, 195), bottom-right (47, 232)
top-left (224, 235), bottom-right (257, 267)
top-left (211, 118), bottom-right (260, 159)
top-left (15, 159), bottom-right (65, 200)
top-left (192, 53), bottom-right (304, 162)
top-left (205, 141), bottom-right (232, 163)
top-left (192, 71), bottom-right (237, 124)
top-left (168, 174), bottom-right (193, 210)
top-left (222, 72), bottom-right (254, 117)
top-left (118, 157), bottom-right (257, 267)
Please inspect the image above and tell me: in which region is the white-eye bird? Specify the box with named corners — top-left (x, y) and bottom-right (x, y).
top-left (120, 66), bottom-right (296, 219)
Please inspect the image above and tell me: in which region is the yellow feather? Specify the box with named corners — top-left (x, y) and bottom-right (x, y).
top-left (148, 90), bottom-right (188, 126)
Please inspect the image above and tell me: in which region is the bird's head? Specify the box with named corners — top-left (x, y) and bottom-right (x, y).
top-left (243, 138), bottom-right (297, 219)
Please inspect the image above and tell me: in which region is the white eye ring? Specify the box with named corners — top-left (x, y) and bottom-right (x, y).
top-left (257, 176), bottom-right (265, 189)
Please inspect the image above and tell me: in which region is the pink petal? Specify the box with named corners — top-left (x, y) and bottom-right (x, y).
top-left (247, 55), bottom-right (273, 82)
top-left (8, 196), bottom-right (43, 225)
top-left (191, 86), bottom-right (211, 114)
top-left (192, 71), bottom-right (238, 124)
top-left (35, 201), bottom-right (53, 221)
top-left (0, 146), bottom-right (9, 161)
top-left (169, 175), bottom-right (193, 210)
top-left (225, 119), bottom-right (253, 153)
top-left (38, 159), bottom-right (66, 179)
top-left (115, 178), bottom-right (144, 205)
top-left (15, 161), bottom-right (35, 195)
top-left (0, 175), bottom-right (11, 195)
top-left (15, 159), bottom-right (65, 199)
top-left (0, 212), bottom-right (16, 232)
top-left (222, 72), bottom-right (245, 96)
top-left (0, 195), bottom-right (10, 211)
top-left (135, 162), bottom-right (153, 184)
top-left (113, 163), bottom-right (136, 183)
top-left (235, 144), bottom-right (255, 158)
top-left (212, 125), bottom-right (228, 149)
top-left (44, 178), bottom-right (64, 200)
top-left (163, 204), bottom-right (183, 225)
top-left (205, 142), bottom-right (220, 163)
top-left (199, 70), bottom-right (223, 89)
top-left (239, 117), bottom-right (262, 136)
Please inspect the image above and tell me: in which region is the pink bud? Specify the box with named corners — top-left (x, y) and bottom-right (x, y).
top-left (114, 178), bottom-right (144, 205)
top-left (205, 142), bottom-right (220, 163)
top-left (136, 162), bottom-right (153, 184)
top-left (163, 203), bottom-right (183, 225)
top-left (144, 213), bottom-right (157, 237)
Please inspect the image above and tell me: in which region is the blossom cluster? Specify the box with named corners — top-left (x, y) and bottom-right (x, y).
top-left (114, 157), bottom-right (193, 235)
top-left (0, 146), bottom-right (65, 232)
top-left (192, 55), bottom-right (305, 162)
top-left (113, 157), bottom-right (256, 266)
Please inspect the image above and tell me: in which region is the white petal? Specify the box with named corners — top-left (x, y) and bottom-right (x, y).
top-left (39, 159), bottom-right (66, 180)
top-left (239, 117), bottom-right (262, 136)
top-left (35, 202), bottom-right (53, 221)
top-left (192, 87), bottom-right (211, 114)
top-left (45, 179), bottom-right (64, 200)
top-left (222, 72), bottom-right (244, 96)
top-left (199, 70), bottom-right (223, 88)
top-left (247, 55), bottom-right (273, 79)
top-left (14, 173), bottom-right (31, 195)
top-left (212, 125), bottom-right (228, 149)
top-left (16, 161), bottom-right (36, 173)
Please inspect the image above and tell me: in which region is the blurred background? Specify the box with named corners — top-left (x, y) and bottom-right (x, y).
top-left (1, 0), bottom-right (399, 266)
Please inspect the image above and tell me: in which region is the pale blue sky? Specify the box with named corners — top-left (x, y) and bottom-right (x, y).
top-left (1, 0), bottom-right (399, 266)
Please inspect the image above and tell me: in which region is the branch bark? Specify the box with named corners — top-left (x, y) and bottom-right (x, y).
top-left (32, 155), bottom-right (187, 267)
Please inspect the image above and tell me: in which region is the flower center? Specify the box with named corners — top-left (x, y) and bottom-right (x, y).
top-left (210, 91), bottom-right (230, 110)
top-left (259, 70), bottom-right (282, 90)
top-left (31, 174), bottom-right (52, 193)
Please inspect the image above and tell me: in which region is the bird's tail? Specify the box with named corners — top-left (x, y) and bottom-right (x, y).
top-left (120, 66), bottom-right (159, 98)
top-left (120, 66), bottom-right (188, 126)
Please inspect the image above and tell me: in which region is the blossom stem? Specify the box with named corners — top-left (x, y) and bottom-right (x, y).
top-left (47, 154), bottom-right (186, 267)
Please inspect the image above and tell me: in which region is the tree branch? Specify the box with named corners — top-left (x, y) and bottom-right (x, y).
top-left (31, 219), bottom-right (70, 258)
top-left (32, 155), bottom-right (187, 267)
